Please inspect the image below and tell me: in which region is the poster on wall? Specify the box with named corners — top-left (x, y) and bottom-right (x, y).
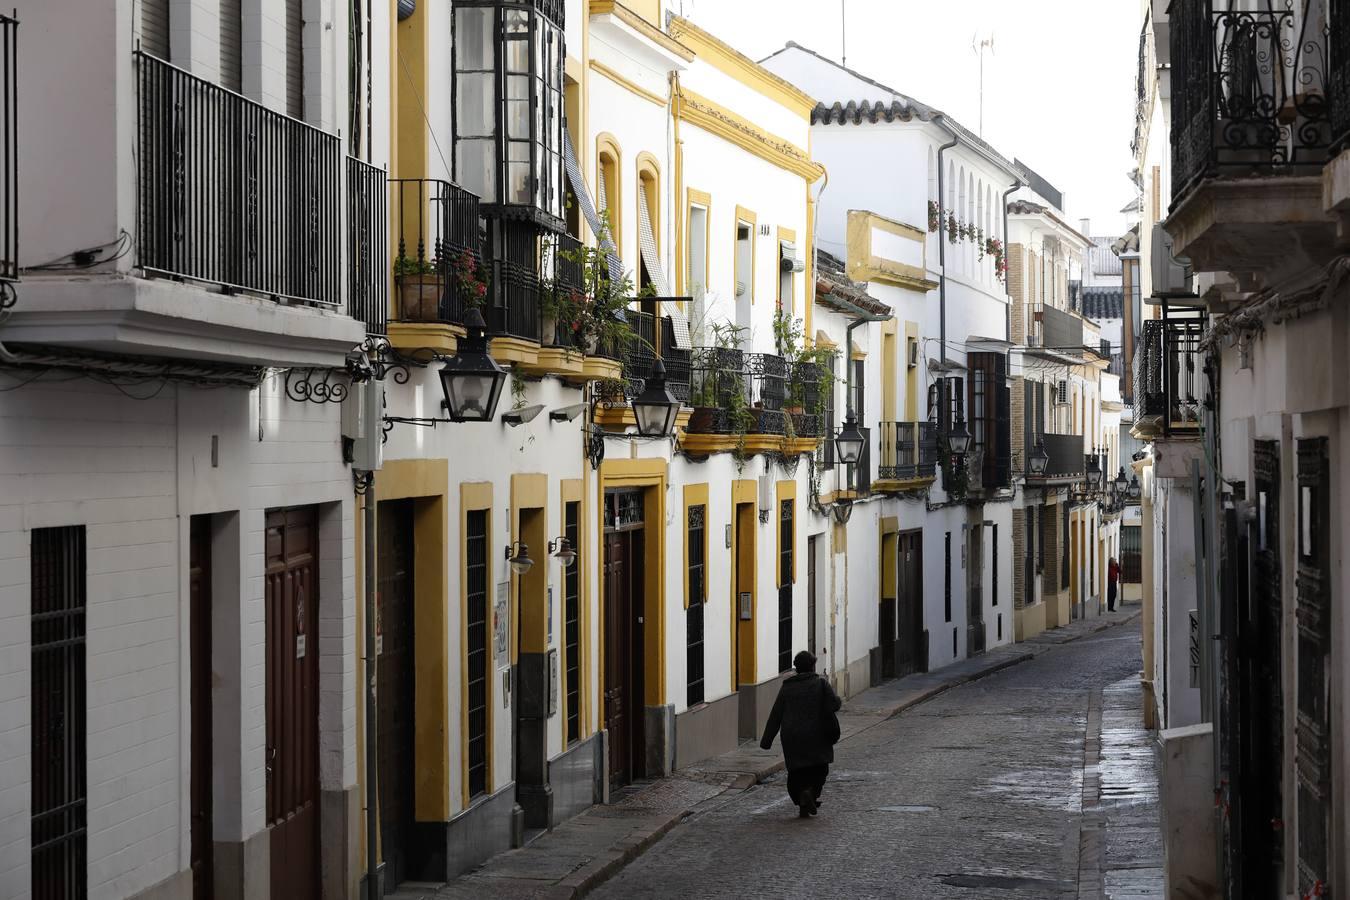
top-left (547, 586), bottom-right (554, 645)
top-left (494, 582), bottom-right (509, 667)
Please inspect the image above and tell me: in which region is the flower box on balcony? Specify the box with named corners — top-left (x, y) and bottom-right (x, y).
top-left (397, 274), bottom-right (442, 322)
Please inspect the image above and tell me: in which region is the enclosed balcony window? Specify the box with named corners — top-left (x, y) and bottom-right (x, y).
top-left (454, 1), bottom-right (565, 226)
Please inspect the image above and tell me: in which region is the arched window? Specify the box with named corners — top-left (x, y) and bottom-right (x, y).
top-left (596, 134), bottom-right (622, 257)
top-left (636, 153), bottom-right (665, 295)
top-left (947, 162), bottom-right (956, 218)
top-left (957, 167), bottom-right (966, 273)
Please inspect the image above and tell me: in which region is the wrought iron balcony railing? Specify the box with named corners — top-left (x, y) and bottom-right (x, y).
top-left (1171, 0), bottom-right (1332, 203)
top-left (687, 350), bottom-right (819, 437)
top-left (0, 14), bottom-right (15, 284)
top-left (594, 312), bottom-right (692, 406)
top-left (1335, 0), bottom-right (1350, 152)
top-left (347, 158), bottom-right (388, 336)
top-left (391, 178), bottom-right (482, 326)
top-left (877, 421), bottom-right (939, 481)
top-left (1135, 318), bottom-right (1204, 432)
top-left (136, 52), bottom-right (341, 306)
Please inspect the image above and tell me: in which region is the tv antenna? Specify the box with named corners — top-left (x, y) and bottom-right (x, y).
top-left (973, 33), bottom-right (995, 137)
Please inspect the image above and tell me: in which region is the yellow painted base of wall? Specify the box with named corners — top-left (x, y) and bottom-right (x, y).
top-left (388, 321), bottom-right (464, 354)
top-left (490, 337), bottom-right (541, 366)
top-left (1042, 591), bottom-right (1072, 629)
top-left (1014, 602), bottom-right (1047, 642)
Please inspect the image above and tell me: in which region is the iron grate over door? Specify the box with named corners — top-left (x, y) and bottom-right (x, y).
top-left (31, 526), bottom-right (88, 900)
top-left (1295, 438), bottom-right (1331, 898)
top-left (778, 500), bottom-right (794, 672)
top-left (564, 502), bottom-right (581, 744)
top-left (465, 509), bottom-right (490, 799)
top-left (1249, 440), bottom-right (1283, 891)
top-left (686, 504), bottom-right (706, 707)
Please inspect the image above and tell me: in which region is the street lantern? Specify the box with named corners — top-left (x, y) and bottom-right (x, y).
top-left (835, 410), bottom-right (865, 466)
top-left (832, 497), bottom-right (854, 525)
top-left (1085, 452), bottom-right (1103, 492)
top-left (947, 417), bottom-right (973, 455)
top-left (1128, 474), bottom-right (1141, 501)
top-left (505, 541), bottom-right (534, 576)
top-left (439, 307), bottom-right (508, 422)
top-left (1114, 466), bottom-right (1128, 495)
top-left (1028, 440), bottom-right (1050, 477)
top-left (548, 536), bottom-right (577, 569)
top-left (452, 0), bottom-right (566, 223)
top-left (632, 358), bottom-right (681, 437)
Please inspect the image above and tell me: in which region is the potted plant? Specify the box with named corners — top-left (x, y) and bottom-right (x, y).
top-left (394, 254), bottom-right (441, 322)
top-left (544, 213), bottom-right (636, 355)
top-left (927, 200), bottom-right (940, 234)
top-left (450, 249), bottom-right (488, 312)
top-left (688, 320), bottom-right (748, 435)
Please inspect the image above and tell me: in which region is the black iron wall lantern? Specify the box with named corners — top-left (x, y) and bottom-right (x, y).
top-left (832, 497), bottom-right (854, 525)
top-left (439, 307), bottom-right (508, 422)
top-left (1085, 451), bottom-right (1103, 492)
top-left (1114, 466), bottom-right (1128, 495)
top-left (452, 0), bottom-right (566, 225)
top-left (632, 358), bottom-right (681, 437)
top-left (1128, 473), bottom-right (1141, 502)
top-left (505, 540), bottom-right (534, 575)
top-left (946, 416), bottom-right (973, 455)
top-left (835, 410), bottom-right (865, 466)
top-left (548, 536), bottom-right (576, 568)
top-left (1028, 440), bottom-right (1049, 477)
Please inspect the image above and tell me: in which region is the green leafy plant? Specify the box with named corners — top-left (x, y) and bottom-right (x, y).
top-left (543, 211), bottom-right (636, 352)
top-left (393, 254), bottom-right (437, 277)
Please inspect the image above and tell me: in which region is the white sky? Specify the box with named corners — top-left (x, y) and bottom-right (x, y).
top-left (679, 0), bottom-right (1141, 237)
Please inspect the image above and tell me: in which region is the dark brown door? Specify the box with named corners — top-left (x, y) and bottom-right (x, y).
top-left (603, 525), bottom-right (644, 788)
top-left (377, 501), bottom-right (416, 892)
top-left (879, 598), bottom-right (897, 680)
top-left (189, 517), bottom-right (213, 900)
top-left (806, 536), bottom-right (817, 657)
top-left (967, 525), bottom-right (985, 657)
top-left (897, 531), bottom-right (924, 676)
top-left (265, 507), bottom-right (320, 900)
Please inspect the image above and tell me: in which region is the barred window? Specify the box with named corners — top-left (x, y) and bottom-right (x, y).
top-left (778, 500), bottom-right (794, 672)
top-left (564, 501), bottom-right (581, 743)
top-left (686, 504), bottom-right (706, 707)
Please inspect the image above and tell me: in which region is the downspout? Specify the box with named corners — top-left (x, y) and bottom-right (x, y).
top-left (1002, 179), bottom-right (1021, 343)
top-left (934, 117), bottom-right (959, 368)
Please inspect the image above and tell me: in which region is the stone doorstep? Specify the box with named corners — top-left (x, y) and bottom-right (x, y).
top-left (438, 614), bottom-right (1143, 899)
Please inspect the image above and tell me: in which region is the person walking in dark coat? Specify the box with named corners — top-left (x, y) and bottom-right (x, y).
top-left (760, 650), bottom-right (842, 818)
top-left (1107, 556), bottom-right (1120, 612)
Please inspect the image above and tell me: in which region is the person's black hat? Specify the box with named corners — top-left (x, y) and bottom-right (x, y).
top-left (793, 650), bottom-right (817, 673)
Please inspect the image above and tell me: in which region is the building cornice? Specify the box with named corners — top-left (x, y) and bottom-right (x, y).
top-left (589, 59), bottom-right (667, 107)
top-left (673, 84), bottom-right (823, 181)
top-left (668, 16), bottom-right (817, 119)
top-left (589, 1), bottom-right (695, 62)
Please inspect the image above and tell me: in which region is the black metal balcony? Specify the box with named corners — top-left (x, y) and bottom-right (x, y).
top-left (0, 14), bottom-right (15, 285)
top-left (1335, 1), bottom-right (1350, 153)
top-left (594, 311), bottom-right (692, 406)
top-left (347, 158), bottom-right (388, 336)
top-left (1171, 0), bottom-right (1332, 204)
top-left (877, 422), bottom-right (939, 482)
top-left (687, 349), bottom-right (804, 436)
top-left (390, 178), bottom-right (482, 326)
top-left (136, 51), bottom-right (341, 306)
top-left (1135, 317), bottom-right (1204, 433)
top-left (486, 219), bottom-right (542, 343)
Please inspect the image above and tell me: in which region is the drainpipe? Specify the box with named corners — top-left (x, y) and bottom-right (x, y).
top-left (363, 485), bottom-right (378, 899)
top-left (1002, 179), bottom-right (1021, 342)
top-left (933, 117), bottom-right (959, 368)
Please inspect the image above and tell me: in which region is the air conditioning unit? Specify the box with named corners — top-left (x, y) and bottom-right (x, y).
top-left (1151, 222), bottom-right (1195, 298)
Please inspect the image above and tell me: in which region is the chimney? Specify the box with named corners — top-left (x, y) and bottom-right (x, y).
top-left (1079, 217), bottom-right (1091, 237)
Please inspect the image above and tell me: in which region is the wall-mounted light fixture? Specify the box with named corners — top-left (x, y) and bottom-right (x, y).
top-left (505, 541), bottom-right (534, 576)
top-left (502, 404), bottom-right (545, 427)
top-left (548, 537), bottom-right (577, 569)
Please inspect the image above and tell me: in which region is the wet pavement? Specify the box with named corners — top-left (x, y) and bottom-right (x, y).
top-left (591, 619), bottom-right (1162, 899)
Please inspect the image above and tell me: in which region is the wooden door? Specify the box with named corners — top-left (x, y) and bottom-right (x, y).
top-left (604, 525), bottom-right (645, 787)
top-left (377, 501), bottom-right (416, 891)
top-left (734, 503), bottom-right (755, 688)
top-left (806, 536), bottom-right (817, 657)
top-left (189, 518), bottom-right (214, 900)
top-left (265, 507), bottom-right (320, 900)
top-left (879, 533), bottom-right (897, 680)
top-left (966, 526), bottom-right (985, 656)
top-left (897, 531), bottom-right (924, 676)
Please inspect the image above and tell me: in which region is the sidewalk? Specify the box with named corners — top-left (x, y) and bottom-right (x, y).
top-left (420, 602), bottom-right (1142, 900)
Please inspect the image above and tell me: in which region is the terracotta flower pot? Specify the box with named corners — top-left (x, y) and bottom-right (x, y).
top-left (397, 274), bottom-right (441, 322)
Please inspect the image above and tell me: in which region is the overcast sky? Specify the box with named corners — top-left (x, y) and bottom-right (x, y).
top-left (680, 0), bottom-right (1141, 237)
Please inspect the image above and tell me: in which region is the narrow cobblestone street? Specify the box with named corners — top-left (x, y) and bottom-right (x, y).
top-left (591, 620), bottom-right (1161, 899)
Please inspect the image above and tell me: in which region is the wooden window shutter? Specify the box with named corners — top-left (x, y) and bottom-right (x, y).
top-left (287, 0), bottom-right (304, 119)
top-left (221, 0), bottom-right (242, 92)
top-left (142, 0), bottom-right (170, 60)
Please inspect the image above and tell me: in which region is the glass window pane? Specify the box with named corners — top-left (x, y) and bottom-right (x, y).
top-left (506, 100), bottom-right (529, 139)
top-left (507, 74), bottom-right (529, 100)
top-left (505, 35), bottom-right (529, 73)
top-left (458, 139), bottom-right (496, 200)
top-left (456, 72), bottom-right (495, 137)
top-left (505, 9), bottom-right (528, 33)
top-left (507, 142), bottom-right (530, 204)
top-left (455, 7), bottom-right (495, 71)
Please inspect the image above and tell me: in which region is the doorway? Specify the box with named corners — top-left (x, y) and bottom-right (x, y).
top-left (603, 491), bottom-right (646, 789)
top-left (734, 501), bottom-right (756, 692)
top-left (879, 531), bottom-right (898, 680)
top-left (966, 525), bottom-right (985, 657)
top-left (806, 535), bottom-right (818, 658)
top-left (265, 507), bottom-right (320, 900)
top-left (897, 530), bottom-right (924, 676)
top-left (377, 500), bottom-right (416, 892)
top-left (189, 517), bottom-right (213, 900)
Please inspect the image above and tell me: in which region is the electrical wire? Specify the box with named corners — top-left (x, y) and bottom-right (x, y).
top-left (397, 49), bottom-right (453, 180)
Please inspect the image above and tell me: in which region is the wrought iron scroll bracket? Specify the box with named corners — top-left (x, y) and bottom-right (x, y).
top-left (285, 366), bottom-right (351, 405)
top-left (353, 470), bottom-right (375, 495)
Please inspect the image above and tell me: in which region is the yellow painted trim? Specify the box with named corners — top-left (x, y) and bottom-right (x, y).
top-left (668, 15), bottom-right (816, 118)
top-left (881, 319), bottom-right (898, 423)
top-left (804, 189), bottom-right (815, 340)
top-left (851, 346), bottom-right (868, 361)
top-left (873, 475), bottom-right (937, 494)
top-left (589, 59), bottom-right (668, 107)
top-left (777, 225), bottom-right (798, 316)
top-left (684, 484), bottom-right (710, 610)
top-left (559, 479), bottom-right (585, 747)
top-left (525, 346), bottom-right (585, 377)
top-left (387, 321), bottom-right (462, 355)
top-left (679, 433), bottom-right (741, 454)
top-left (682, 187), bottom-right (712, 302)
top-left (776, 481), bottom-right (798, 587)
top-left (578, 355), bottom-right (624, 382)
top-left (735, 205), bottom-right (757, 306)
top-left (489, 336), bottom-right (541, 366)
top-left (813, 330), bottom-right (837, 350)
top-left (731, 480), bottom-right (757, 689)
top-left (596, 133), bottom-right (624, 260)
top-left (845, 209), bottom-right (939, 292)
top-left (511, 475), bottom-right (549, 660)
top-left (596, 458), bottom-right (668, 707)
top-left (589, 0), bottom-right (696, 61)
top-left (596, 406), bottom-right (693, 430)
top-left (673, 84), bottom-right (824, 182)
top-left (459, 481), bottom-right (494, 805)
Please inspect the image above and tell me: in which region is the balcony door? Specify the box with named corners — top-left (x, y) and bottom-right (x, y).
top-left (897, 531), bottom-right (924, 676)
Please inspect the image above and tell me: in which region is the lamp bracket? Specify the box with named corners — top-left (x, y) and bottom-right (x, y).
top-left (350, 336), bottom-right (453, 386)
top-left (352, 470), bottom-right (375, 496)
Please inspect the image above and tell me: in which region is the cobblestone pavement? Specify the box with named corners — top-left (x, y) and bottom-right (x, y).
top-left (592, 620), bottom-right (1162, 899)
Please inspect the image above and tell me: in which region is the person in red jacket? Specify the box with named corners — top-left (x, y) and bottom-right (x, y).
top-left (1108, 556), bottom-right (1121, 612)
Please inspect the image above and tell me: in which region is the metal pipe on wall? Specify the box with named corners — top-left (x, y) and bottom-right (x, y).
top-left (933, 117), bottom-right (959, 368)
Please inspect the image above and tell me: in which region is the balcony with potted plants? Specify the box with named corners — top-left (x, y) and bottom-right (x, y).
top-left (592, 308), bottom-right (693, 428)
